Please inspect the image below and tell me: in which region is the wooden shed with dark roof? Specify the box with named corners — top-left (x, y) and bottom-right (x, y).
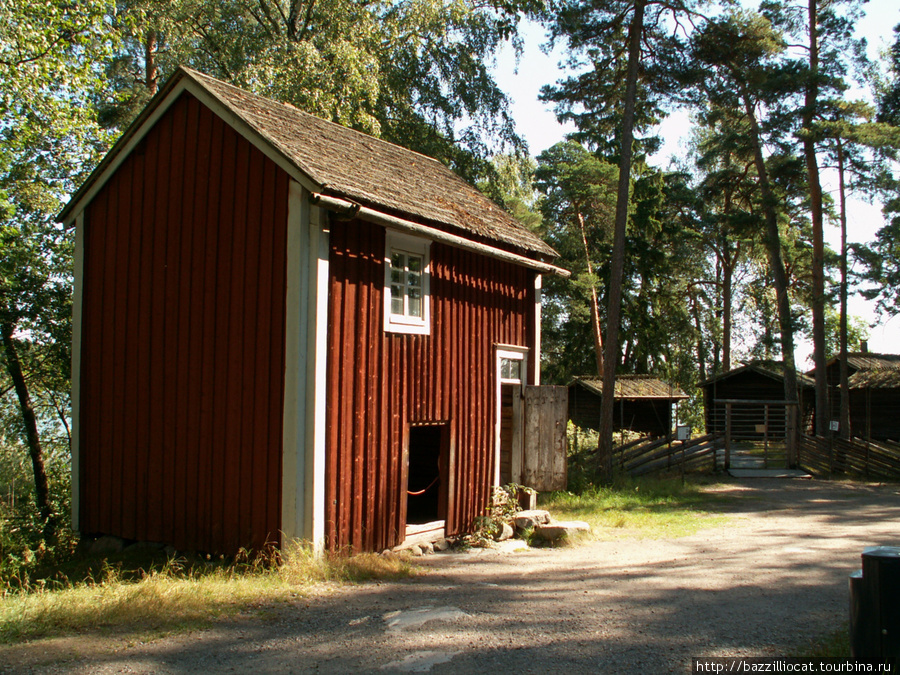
top-left (816, 352), bottom-right (900, 440)
top-left (60, 67), bottom-right (568, 555)
top-left (701, 361), bottom-right (814, 438)
top-left (568, 375), bottom-right (688, 437)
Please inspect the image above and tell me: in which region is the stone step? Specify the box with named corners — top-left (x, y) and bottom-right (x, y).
top-left (532, 520), bottom-right (591, 542)
top-left (513, 509), bottom-right (552, 531)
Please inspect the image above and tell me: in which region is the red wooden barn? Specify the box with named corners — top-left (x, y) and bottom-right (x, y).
top-left (59, 67), bottom-right (567, 554)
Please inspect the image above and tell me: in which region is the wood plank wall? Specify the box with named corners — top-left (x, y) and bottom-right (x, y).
top-left (326, 219), bottom-right (535, 552)
top-left (79, 92), bottom-right (289, 553)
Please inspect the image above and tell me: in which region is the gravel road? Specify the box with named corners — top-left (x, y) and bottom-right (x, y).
top-left (4, 478), bottom-right (899, 674)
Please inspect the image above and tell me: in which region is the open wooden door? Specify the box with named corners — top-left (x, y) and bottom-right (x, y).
top-left (522, 386), bottom-right (568, 491)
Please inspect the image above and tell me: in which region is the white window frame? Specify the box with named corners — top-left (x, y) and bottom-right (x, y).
top-left (384, 230), bottom-right (431, 335)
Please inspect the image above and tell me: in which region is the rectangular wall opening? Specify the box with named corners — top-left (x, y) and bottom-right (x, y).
top-left (406, 424), bottom-right (448, 526)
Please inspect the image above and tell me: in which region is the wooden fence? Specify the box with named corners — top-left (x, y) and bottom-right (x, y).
top-left (604, 431), bottom-right (900, 480)
top-left (799, 434), bottom-right (900, 480)
top-left (612, 433), bottom-right (724, 477)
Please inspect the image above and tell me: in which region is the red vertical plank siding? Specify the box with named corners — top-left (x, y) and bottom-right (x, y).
top-left (162, 98), bottom-right (186, 544)
top-left (78, 92), bottom-right (287, 553)
top-left (265, 169), bottom-right (288, 545)
top-left (181, 95), bottom-right (207, 545)
top-left (120, 151), bottom-right (143, 540)
top-left (325, 220), bottom-right (536, 552)
top-left (196, 111), bottom-right (225, 546)
top-left (173, 96), bottom-right (198, 548)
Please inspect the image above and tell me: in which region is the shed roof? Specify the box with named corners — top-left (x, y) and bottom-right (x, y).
top-left (700, 361), bottom-right (816, 389)
top-left (823, 353), bottom-right (900, 373)
top-left (819, 353), bottom-right (900, 390)
top-left (570, 375), bottom-right (688, 400)
top-left (848, 369), bottom-right (900, 389)
top-left (60, 67), bottom-right (557, 261)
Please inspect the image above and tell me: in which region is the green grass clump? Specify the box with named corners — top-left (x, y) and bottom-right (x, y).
top-left (541, 476), bottom-right (730, 540)
top-left (0, 543), bottom-right (415, 644)
top-left (795, 626), bottom-right (851, 658)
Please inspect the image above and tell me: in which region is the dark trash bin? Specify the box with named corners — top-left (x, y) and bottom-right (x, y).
top-left (850, 546), bottom-right (900, 666)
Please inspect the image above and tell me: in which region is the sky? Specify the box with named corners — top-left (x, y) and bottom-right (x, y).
top-left (491, 0), bottom-right (900, 363)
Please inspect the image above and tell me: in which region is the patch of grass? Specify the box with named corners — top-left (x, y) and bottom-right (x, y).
top-left (540, 475), bottom-right (731, 540)
top-left (794, 625), bottom-right (851, 658)
top-left (0, 543), bottom-right (415, 644)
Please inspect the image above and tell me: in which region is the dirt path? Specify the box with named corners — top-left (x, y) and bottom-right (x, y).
top-left (3, 478), bottom-right (899, 674)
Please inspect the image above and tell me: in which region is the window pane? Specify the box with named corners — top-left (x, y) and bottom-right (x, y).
top-left (500, 358), bottom-right (511, 379)
top-left (408, 255), bottom-right (422, 273)
top-left (391, 285), bottom-right (403, 315)
top-left (390, 267), bottom-right (402, 284)
top-left (407, 271), bottom-right (421, 288)
top-left (408, 287), bottom-right (422, 317)
top-left (508, 359), bottom-right (521, 381)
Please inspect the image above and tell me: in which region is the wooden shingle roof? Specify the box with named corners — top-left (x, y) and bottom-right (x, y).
top-left (700, 361), bottom-right (816, 389)
top-left (822, 353), bottom-right (900, 389)
top-left (571, 375), bottom-right (688, 400)
top-left (61, 67), bottom-right (557, 260)
top-left (843, 353), bottom-right (900, 372)
top-left (848, 369), bottom-right (900, 389)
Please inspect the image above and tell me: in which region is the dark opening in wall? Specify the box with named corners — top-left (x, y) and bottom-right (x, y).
top-left (406, 425), bottom-right (447, 525)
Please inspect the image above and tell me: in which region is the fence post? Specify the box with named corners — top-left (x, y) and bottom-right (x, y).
top-left (763, 404), bottom-right (769, 469)
top-left (725, 403), bottom-right (732, 471)
top-left (866, 437), bottom-right (871, 477)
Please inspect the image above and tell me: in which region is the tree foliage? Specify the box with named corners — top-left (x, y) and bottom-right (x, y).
top-left (0, 0), bottom-right (115, 540)
top-left (102, 0), bottom-right (539, 184)
top-left (856, 24), bottom-right (900, 316)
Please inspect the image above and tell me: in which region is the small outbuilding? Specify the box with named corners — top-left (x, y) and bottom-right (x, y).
top-left (567, 375), bottom-right (688, 437)
top-left (59, 67), bottom-right (568, 555)
top-left (818, 352), bottom-right (900, 441)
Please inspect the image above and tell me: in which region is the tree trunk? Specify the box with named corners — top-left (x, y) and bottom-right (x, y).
top-left (690, 287), bottom-right (707, 382)
top-left (740, 92), bottom-right (800, 463)
top-left (145, 30), bottom-right (159, 95)
top-left (597, 0), bottom-right (645, 478)
top-left (1, 318), bottom-right (56, 541)
top-left (577, 212), bottom-right (604, 376)
top-left (837, 139), bottom-right (851, 439)
top-left (720, 179), bottom-right (738, 373)
top-left (722, 252), bottom-right (733, 373)
top-left (804, 0), bottom-right (828, 438)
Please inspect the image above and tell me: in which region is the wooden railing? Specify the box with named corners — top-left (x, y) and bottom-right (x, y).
top-left (799, 434), bottom-right (900, 480)
top-left (609, 432), bottom-right (900, 480)
top-left (612, 433), bottom-right (724, 477)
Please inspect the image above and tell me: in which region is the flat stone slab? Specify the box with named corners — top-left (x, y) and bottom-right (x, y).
top-left (380, 651), bottom-right (461, 672)
top-left (729, 469), bottom-right (812, 479)
top-left (514, 509), bottom-right (552, 530)
top-left (382, 606), bottom-right (469, 633)
top-left (533, 520), bottom-right (591, 542)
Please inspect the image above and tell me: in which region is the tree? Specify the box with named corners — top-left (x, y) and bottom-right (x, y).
top-left (0, 0), bottom-right (114, 539)
top-left (535, 141), bottom-right (618, 377)
top-left (691, 104), bottom-right (774, 375)
top-left (815, 99), bottom-right (900, 436)
top-left (540, 0), bottom-right (699, 475)
top-left (856, 24), bottom-right (900, 317)
top-left (765, 0), bottom-right (868, 437)
top-left (690, 11), bottom-right (803, 461)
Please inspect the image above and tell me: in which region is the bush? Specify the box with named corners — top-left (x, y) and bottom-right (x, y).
top-left (0, 440), bottom-right (77, 592)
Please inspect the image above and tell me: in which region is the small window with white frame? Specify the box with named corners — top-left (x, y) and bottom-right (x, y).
top-left (384, 231), bottom-right (431, 334)
top-left (496, 345), bottom-right (528, 384)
